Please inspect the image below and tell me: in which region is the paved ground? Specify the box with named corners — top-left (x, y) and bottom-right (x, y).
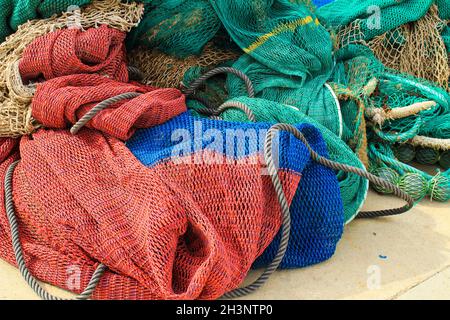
top-left (0, 191), bottom-right (448, 300)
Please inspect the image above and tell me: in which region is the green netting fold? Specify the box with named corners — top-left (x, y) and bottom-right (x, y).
top-left (127, 0), bottom-right (221, 58)
top-left (436, 0), bottom-right (450, 20)
top-left (210, 0), bottom-right (333, 79)
top-left (225, 54), bottom-right (341, 137)
top-left (332, 44), bottom-right (450, 143)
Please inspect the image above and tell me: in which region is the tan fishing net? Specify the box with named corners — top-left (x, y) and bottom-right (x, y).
top-left (128, 43), bottom-right (240, 89)
top-left (337, 5), bottom-right (449, 89)
top-left (0, 0), bottom-right (144, 138)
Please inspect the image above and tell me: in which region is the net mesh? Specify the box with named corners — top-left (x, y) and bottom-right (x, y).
top-left (204, 96), bottom-right (368, 223)
top-left (0, 0), bottom-right (449, 301)
top-left (326, 2), bottom-right (450, 89)
top-left (318, 0), bottom-right (434, 41)
top-left (32, 74), bottom-right (186, 140)
top-left (368, 5), bottom-right (449, 89)
top-left (127, 0), bottom-right (222, 58)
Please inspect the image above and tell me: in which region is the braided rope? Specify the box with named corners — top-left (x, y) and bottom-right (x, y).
top-left (4, 160), bottom-right (106, 300)
top-left (182, 67), bottom-right (255, 98)
top-left (65, 69), bottom-right (413, 299)
top-left (216, 101), bottom-right (257, 122)
top-left (70, 92), bottom-right (142, 135)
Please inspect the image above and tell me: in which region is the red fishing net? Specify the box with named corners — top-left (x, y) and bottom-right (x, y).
top-left (0, 130), bottom-right (300, 299)
top-left (19, 25), bottom-right (129, 83)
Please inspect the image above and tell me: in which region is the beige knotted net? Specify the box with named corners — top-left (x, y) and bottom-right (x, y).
top-left (336, 5), bottom-right (449, 90)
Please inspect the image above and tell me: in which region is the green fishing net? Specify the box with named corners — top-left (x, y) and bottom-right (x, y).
top-left (331, 44), bottom-right (450, 142)
top-left (421, 114), bottom-right (450, 139)
top-left (225, 54), bottom-right (341, 138)
top-left (319, 1), bottom-right (449, 89)
top-left (317, 0), bottom-right (433, 41)
top-left (210, 0), bottom-right (333, 79)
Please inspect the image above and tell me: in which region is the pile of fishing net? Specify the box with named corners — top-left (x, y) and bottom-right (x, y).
top-left (128, 0), bottom-right (372, 222)
top-left (0, 0), bottom-right (443, 301)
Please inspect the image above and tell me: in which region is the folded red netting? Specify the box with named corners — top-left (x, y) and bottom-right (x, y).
top-left (19, 25), bottom-right (129, 83)
top-left (0, 129), bottom-right (299, 300)
top-left (31, 74), bottom-right (186, 140)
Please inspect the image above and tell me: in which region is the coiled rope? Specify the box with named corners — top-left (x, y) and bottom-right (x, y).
top-left (4, 160), bottom-right (106, 300)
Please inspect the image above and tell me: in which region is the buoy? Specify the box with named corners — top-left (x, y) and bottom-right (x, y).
top-left (429, 174), bottom-right (450, 202)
